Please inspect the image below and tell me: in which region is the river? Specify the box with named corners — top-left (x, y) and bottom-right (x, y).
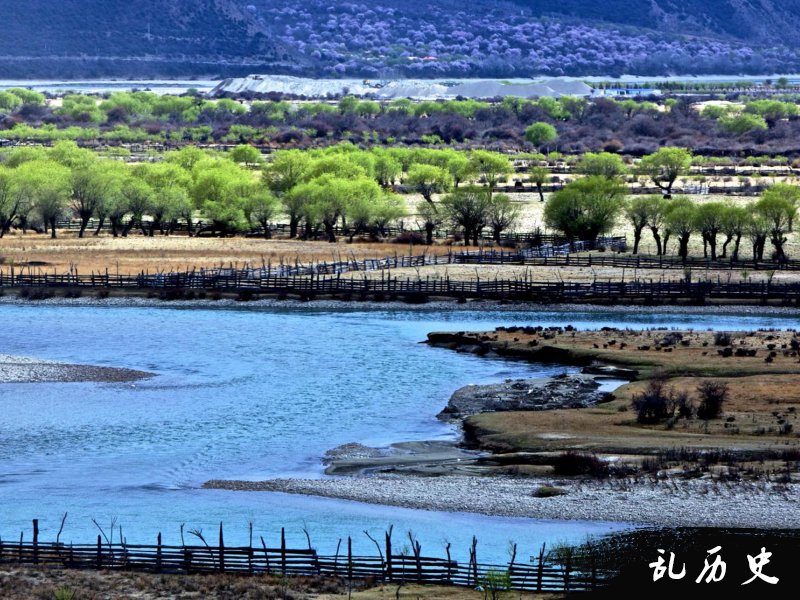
top-left (0, 303), bottom-right (797, 562)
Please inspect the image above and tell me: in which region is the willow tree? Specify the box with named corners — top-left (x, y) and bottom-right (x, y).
top-left (664, 198), bottom-right (697, 262)
top-left (637, 147), bottom-right (692, 198)
top-left (544, 176), bottom-right (626, 245)
top-left (407, 164), bottom-right (452, 204)
top-left (577, 152), bottom-right (628, 179)
top-left (441, 186), bottom-right (490, 246)
top-left (756, 185), bottom-right (799, 262)
top-left (15, 160), bottom-right (72, 238)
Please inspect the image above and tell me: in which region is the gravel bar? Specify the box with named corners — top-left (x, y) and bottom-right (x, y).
top-left (0, 354), bottom-right (152, 383)
top-left (2, 294), bottom-right (800, 316)
top-left (204, 475), bottom-right (800, 529)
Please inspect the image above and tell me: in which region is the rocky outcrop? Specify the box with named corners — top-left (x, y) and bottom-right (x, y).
top-left (438, 374), bottom-right (611, 422)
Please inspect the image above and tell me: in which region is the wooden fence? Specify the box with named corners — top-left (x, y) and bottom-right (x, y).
top-left (0, 521), bottom-right (606, 593)
top-left (2, 267), bottom-right (800, 305)
top-left (521, 252), bottom-right (800, 271)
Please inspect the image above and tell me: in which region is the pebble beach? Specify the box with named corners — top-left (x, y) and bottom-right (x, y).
top-left (204, 475), bottom-right (800, 529)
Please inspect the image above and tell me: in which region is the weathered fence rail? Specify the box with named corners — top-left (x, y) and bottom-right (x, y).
top-left (2, 267), bottom-right (800, 304)
top-left (0, 529), bottom-right (606, 593)
top-left (522, 252), bottom-right (800, 271)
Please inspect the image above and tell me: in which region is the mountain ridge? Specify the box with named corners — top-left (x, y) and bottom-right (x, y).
top-left (3, 1), bottom-right (800, 79)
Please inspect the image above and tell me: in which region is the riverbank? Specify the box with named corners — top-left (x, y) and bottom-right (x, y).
top-left (0, 354), bottom-right (151, 383)
top-left (204, 475), bottom-right (800, 529)
top-left (3, 292), bottom-right (800, 315)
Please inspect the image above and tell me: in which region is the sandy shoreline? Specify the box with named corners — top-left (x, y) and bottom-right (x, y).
top-left (204, 475), bottom-right (800, 529)
top-left (0, 354), bottom-right (151, 383)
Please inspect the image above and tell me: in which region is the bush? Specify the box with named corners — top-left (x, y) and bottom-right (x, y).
top-left (391, 231), bottom-right (426, 245)
top-left (479, 570), bottom-right (512, 600)
top-left (631, 379), bottom-right (670, 423)
top-left (696, 381), bottom-right (729, 420)
top-left (713, 332), bottom-right (732, 346)
top-left (533, 485), bottom-right (567, 497)
top-left (552, 451), bottom-right (609, 478)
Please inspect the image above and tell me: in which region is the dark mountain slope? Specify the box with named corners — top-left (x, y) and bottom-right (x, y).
top-left (0, 0), bottom-right (301, 78)
top-left (513, 0), bottom-right (800, 46)
top-left (3, 0), bottom-right (800, 78)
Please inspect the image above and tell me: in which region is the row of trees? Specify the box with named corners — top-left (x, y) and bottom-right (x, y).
top-left (261, 145), bottom-right (514, 242)
top-left (0, 142), bottom-right (517, 243)
top-left (543, 173), bottom-right (798, 262)
top-left (0, 142), bottom-right (283, 239)
top-left (10, 88), bottom-right (800, 155)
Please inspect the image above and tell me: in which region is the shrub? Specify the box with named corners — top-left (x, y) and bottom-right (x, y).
top-left (552, 451), bottom-right (609, 478)
top-left (533, 485), bottom-right (567, 497)
top-left (479, 570), bottom-right (512, 600)
top-left (631, 379), bottom-right (670, 423)
top-left (674, 391), bottom-right (694, 419)
top-left (713, 332), bottom-right (732, 346)
top-left (696, 381), bottom-right (729, 420)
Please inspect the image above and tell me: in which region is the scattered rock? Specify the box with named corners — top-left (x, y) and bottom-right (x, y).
top-left (438, 374), bottom-right (608, 421)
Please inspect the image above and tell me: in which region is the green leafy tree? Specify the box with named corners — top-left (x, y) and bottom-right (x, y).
top-left (416, 201), bottom-right (444, 246)
top-left (119, 176), bottom-right (154, 236)
top-left (57, 94), bottom-right (104, 123)
top-left (0, 166), bottom-right (23, 236)
top-left (544, 176), bottom-right (626, 244)
top-left (756, 185), bottom-right (800, 262)
top-left (0, 92), bottom-right (22, 112)
top-left (71, 161), bottom-right (122, 237)
top-left (524, 122), bottom-right (558, 148)
top-left (577, 152), bottom-right (627, 179)
top-left (487, 193), bottom-right (519, 242)
top-left (637, 147), bottom-right (692, 198)
top-left (230, 144), bottom-right (262, 167)
top-left (446, 154), bottom-right (476, 188)
top-left (407, 164), bottom-right (452, 204)
top-left (16, 160), bottom-right (72, 238)
top-left (2, 146), bottom-right (49, 168)
top-left (747, 214), bottom-right (770, 262)
top-left (744, 100), bottom-right (798, 126)
top-left (529, 166), bottom-right (549, 202)
top-left (718, 113), bottom-right (768, 135)
top-left (441, 185), bottom-right (491, 246)
top-left (624, 196), bottom-right (653, 254)
top-left (468, 150), bottom-right (510, 200)
top-left (694, 202), bottom-right (727, 260)
top-left (245, 190), bottom-right (280, 239)
top-left (372, 193), bottom-right (406, 237)
top-left (664, 198), bottom-right (697, 261)
top-left (719, 206), bottom-right (749, 261)
top-left (373, 150), bottom-right (402, 187)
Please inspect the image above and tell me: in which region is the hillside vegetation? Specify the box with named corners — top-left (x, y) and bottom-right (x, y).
top-left (6, 0), bottom-right (800, 78)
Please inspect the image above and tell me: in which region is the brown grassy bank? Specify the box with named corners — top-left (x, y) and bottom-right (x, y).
top-left (428, 327), bottom-right (800, 475)
top-left (0, 566), bottom-right (557, 600)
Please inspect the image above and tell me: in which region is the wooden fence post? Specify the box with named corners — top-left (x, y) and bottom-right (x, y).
top-left (281, 528), bottom-right (286, 576)
top-left (156, 533), bottom-right (162, 572)
top-left (32, 520), bottom-right (39, 565)
top-left (347, 536), bottom-right (353, 583)
top-left (218, 522), bottom-right (225, 572)
top-left (385, 530), bottom-right (392, 581)
top-left (536, 543), bottom-right (546, 592)
top-left (96, 534), bottom-right (102, 568)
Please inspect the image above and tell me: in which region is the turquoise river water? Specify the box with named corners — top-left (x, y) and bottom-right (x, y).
top-left (0, 303), bottom-right (797, 562)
